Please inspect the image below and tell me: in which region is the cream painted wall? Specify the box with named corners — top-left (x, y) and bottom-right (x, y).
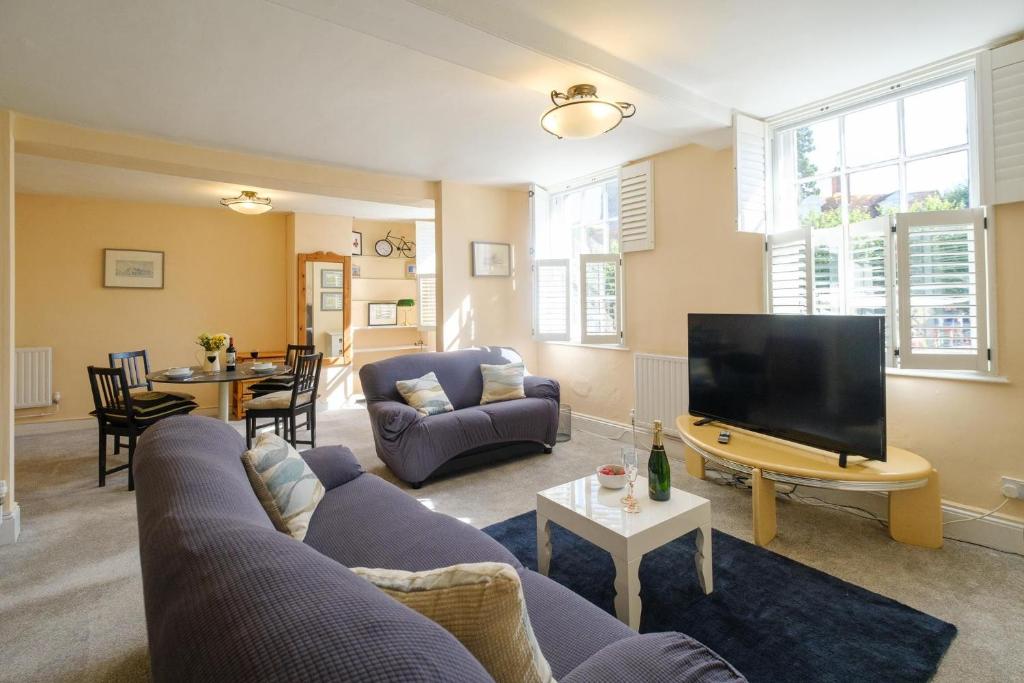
top-left (438, 182), bottom-right (535, 370)
top-left (536, 144), bottom-right (764, 420)
top-left (15, 194), bottom-right (288, 419)
top-left (285, 212), bottom-right (353, 346)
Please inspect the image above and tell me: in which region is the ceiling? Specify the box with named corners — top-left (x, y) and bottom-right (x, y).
top-left (0, 0), bottom-right (1020, 188)
top-left (15, 155), bottom-right (435, 220)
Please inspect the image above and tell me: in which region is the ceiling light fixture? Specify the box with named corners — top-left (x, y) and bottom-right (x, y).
top-left (540, 84), bottom-right (636, 139)
top-left (220, 190), bottom-right (273, 215)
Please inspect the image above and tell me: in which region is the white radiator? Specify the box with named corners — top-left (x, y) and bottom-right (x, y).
top-left (634, 353), bottom-right (688, 438)
top-left (15, 347), bottom-right (53, 409)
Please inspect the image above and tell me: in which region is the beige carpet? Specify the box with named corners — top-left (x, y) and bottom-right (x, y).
top-left (2, 405), bottom-right (1022, 682)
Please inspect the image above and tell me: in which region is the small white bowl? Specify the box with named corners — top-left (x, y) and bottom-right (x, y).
top-left (596, 464), bottom-right (627, 489)
top-left (252, 362), bottom-right (276, 374)
top-left (165, 367), bottom-right (193, 378)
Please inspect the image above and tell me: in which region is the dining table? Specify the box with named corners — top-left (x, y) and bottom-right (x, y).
top-left (147, 364), bottom-right (292, 422)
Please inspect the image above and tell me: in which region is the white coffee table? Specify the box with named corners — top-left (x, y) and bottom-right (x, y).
top-left (536, 474), bottom-right (713, 631)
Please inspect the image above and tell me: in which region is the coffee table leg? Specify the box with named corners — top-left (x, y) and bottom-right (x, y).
top-left (612, 555), bottom-right (642, 631)
top-left (695, 524), bottom-right (713, 594)
top-left (537, 514), bottom-right (552, 576)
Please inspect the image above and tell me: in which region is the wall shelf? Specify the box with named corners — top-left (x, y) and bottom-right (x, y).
top-left (353, 344), bottom-right (426, 353)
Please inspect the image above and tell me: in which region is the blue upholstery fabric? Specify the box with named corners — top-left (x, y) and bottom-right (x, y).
top-left (360, 347), bottom-right (559, 484)
top-left (134, 416), bottom-right (493, 683)
top-left (299, 444), bottom-right (363, 490)
top-left (562, 633), bottom-right (746, 683)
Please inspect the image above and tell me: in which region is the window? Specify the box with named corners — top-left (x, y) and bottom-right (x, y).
top-left (532, 172), bottom-right (624, 345)
top-left (415, 221), bottom-right (436, 329)
top-left (764, 72), bottom-right (994, 374)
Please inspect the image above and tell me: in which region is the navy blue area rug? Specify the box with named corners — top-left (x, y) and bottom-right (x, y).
top-left (483, 511), bottom-right (956, 683)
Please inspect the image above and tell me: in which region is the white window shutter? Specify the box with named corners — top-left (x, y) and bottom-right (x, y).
top-left (534, 259), bottom-right (570, 341)
top-left (734, 113), bottom-right (769, 233)
top-left (896, 208), bottom-right (988, 372)
top-left (417, 274), bottom-right (436, 329)
top-left (579, 254), bottom-right (622, 345)
top-left (619, 161), bottom-right (654, 252)
top-left (848, 216), bottom-right (895, 366)
top-left (766, 228), bottom-right (811, 314)
top-left (979, 39), bottom-right (1024, 205)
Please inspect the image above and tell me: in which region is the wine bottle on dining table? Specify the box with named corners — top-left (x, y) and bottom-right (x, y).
top-left (225, 337), bottom-right (237, 372)
top-left (648, 419), bottom-right (671, 501)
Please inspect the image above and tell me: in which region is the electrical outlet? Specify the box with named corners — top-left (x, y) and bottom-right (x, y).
top-left (1001, 477), bottom-right (1024, 499)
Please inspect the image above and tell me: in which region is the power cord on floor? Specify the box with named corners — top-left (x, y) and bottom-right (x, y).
top-left (942, 499), bottom-right (1010, 526)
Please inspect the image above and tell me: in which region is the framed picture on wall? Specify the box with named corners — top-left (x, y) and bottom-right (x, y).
top-left (368, 302), bottom-right (398, 326)
top-left (405, 260), bottom-right (417, 279)
top-left (472, 241), bottom-right (511, 277)
top-left (352, 263), bottom-right (362, 278)
top-left (103, 249), bottom-right (165, 288)
top-left (321, 269), bottom-right (344, 289)
top-left (321, 292), bottom-right (344, 311)
top-left (352, 231), bottom-right (363, 256)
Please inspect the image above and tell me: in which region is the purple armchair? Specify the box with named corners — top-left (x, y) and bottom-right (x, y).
top-left (359, 347), bottom-right (560, 486)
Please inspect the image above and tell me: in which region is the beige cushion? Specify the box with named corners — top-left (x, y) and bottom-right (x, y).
top-left (244, 389), bottom-right (312, 410)
top-left (395, 371), bottom-right (454, 416)
top-left (241, 432), bottom-right (324, 541)
top-left (480, 362), bottom-right (526, 404)
top-left (352, 562), bottom-right (554, 683)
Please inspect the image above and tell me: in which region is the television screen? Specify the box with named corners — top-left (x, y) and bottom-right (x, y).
top-left (688, 314), bottom-right (886, 461)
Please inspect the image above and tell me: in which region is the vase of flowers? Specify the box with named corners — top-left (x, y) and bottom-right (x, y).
top-left (196, 333), bottom-right (228, 373)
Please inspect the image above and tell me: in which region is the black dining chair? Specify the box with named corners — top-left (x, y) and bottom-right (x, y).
top-left (244, 352), bottom-right (322, 449)
top-left (249, 344), bottom-right (315, 397)
top-left (88, 365), bottom-right (198, 491)
top-left (108, 349), bottom-right (195, 454)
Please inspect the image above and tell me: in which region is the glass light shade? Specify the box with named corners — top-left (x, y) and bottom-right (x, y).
top-left (220, 190), bottom-right (272, 214)
top-left (541, 100), bottom-right (624, 139)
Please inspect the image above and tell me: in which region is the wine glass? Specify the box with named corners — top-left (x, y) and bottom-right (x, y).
top-left (621, 447), bottom-right (640, 513)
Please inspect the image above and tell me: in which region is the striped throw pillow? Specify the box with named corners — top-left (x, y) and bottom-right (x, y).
top-left (352, 562), bottom-right (554, 683)
top-left (480, 362), bottom-right (526, 405)
top-left (241, 432), bottom-right (324, 541)
top-left (395, 372), bottom-right (454, 416)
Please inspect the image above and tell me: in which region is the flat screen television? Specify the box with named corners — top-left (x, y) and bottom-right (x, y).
top-left (688, 314), bottom-right (886, 463)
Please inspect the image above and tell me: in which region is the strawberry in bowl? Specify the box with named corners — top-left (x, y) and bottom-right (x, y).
top-left (596, 464), bottom-right (627, 489)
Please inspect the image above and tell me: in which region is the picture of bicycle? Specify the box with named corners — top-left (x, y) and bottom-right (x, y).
top-left (374, 231), bottom-right (416, 258)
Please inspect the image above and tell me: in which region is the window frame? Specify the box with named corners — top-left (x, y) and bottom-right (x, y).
top-left (762, 67), bottom-right (998, 377)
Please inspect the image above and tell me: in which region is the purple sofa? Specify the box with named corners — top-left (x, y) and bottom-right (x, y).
top-left (359, 347), bottom-right (560, 486)
top-left (134, 416), bottom-right (745, 682)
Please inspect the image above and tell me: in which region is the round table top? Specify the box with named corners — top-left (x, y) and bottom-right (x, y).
top-left (148, 364), bottom-right (291, 384)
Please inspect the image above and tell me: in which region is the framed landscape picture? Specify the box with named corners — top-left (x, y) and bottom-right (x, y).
top-left (104, 249), bottom-right (164, 289)
top-left (321, 292), bottom-right (344, 311)
top-left (321, 268), bottom-right (344, 289)
top-left (368, 302), bottom-right (398, 326)
top-left (472, 241), bottom-right (511, 277)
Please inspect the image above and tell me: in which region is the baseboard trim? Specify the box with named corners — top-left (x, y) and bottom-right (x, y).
top-left (0, 504), bottom-right (21, 546)
top-left (571, 410), bottom-right (1024, 556)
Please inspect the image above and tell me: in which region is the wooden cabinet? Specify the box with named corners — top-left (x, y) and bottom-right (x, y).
top-left (231, 350), bottom-right (287, 420)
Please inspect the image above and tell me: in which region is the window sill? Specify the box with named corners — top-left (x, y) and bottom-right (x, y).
top-left (541, 341), bottom-right (631, 352)
top-left (886, 368), bottom-right (1009, 384)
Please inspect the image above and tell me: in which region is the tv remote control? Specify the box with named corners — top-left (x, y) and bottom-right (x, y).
top-left (718, 430), bottom-right (731, 444)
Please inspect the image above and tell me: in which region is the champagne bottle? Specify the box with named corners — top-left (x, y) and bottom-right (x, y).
top-left (648, 420), bottom-right (671, 501)
top-left (225, 337), bottom-right (237, 372)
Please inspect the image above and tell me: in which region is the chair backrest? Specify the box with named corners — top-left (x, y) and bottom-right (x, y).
top-left (88, 366), bottom-right (134, 419)
top-left (292, 352), bottom-right (323, 407)
top-left (109, 350), bottom-right (152, 391)
top-left (285, 344), bottom-right (315, 370)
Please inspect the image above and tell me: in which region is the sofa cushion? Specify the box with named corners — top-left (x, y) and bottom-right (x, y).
top-left (480, 362), bottom-right (526, 405)
top-left (304, 473), bottom-right (523, 571)
top-left (300, 445), bottom-right (363, 490)
top-left (396, 371), bottom-right (455, 416)
top-left (562, 633), bottom-right (746, 683)
top-left (242, 432), bottom-right (324, 541)
top-left (353, 562), bottom-right (554, 683)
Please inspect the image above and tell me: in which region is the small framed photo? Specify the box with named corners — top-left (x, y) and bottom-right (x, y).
top-left (405, 260), bottom-right (417, 279)
top-left (352, 263), bottom-right (362, 278)
top-left (104, 249), bottom-right (164, 288)
top-left (321, 292), bottom-right (344, 311)
top-left (321, 269), bottom-right (344, 289)
top-left (368, 302), bottom-right (398, 326)
top-left (472, 241), bottom-right (511, 277)
top-left (351, 231), bottom-right (363, 256)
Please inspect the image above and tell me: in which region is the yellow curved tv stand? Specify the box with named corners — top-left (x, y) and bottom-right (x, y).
top-left (676, 416), bottom-right (942, 549)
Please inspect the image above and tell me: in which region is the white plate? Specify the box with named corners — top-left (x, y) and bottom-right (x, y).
top-left (165, 368), bottom-right (193, 378)
top-left (252, 365), bottom-right (276, 374)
